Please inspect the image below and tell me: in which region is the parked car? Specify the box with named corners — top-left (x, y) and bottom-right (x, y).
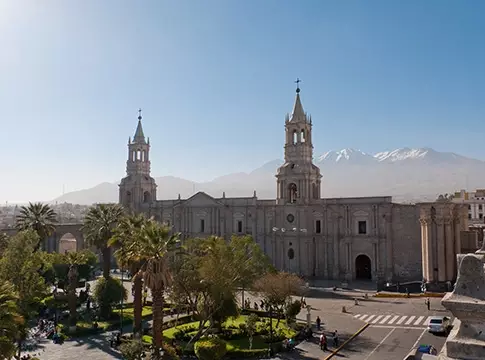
top-left (404, 344), bottom-right (438, 359)
top-left (427, 316), bottom-right (451, 334)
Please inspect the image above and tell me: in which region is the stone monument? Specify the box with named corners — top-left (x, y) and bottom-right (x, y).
top-left (439, 242), bottom-right (485, 359)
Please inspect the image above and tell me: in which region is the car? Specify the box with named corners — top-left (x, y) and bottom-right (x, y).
top-left (427, 316), bottom-right (451, 334)
top-left (404, 344), bottom-right (438, 359)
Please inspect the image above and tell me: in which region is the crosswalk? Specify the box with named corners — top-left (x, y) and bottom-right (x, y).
top-left (353, 314), bottom-right (432, 327)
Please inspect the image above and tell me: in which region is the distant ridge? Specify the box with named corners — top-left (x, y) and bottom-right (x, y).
top-left (51, 147), bottom-right (485, 205)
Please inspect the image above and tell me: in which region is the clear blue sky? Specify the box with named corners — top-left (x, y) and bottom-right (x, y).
top-left (1, 0), bottom-right (484, 203)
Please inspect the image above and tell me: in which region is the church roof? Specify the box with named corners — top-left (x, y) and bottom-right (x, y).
top-left (132, 110), bottom-right (146, 144)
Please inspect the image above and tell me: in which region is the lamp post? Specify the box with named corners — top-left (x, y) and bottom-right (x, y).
top-left (272, 227), bottom-right (307, 273)
top-left (120, 242), bottom-right (124, 335)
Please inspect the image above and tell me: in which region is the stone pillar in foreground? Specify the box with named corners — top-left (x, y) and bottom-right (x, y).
top-left (439, 248), bottom-right (485, 359)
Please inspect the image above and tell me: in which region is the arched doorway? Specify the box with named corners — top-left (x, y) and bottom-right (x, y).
top-left (59, 233), bottom-right (78, 254)
top-left (355, 254), bottom-right (372, 280)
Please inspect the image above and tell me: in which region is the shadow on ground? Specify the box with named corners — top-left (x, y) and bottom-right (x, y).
top-left (72, 335), bottom-right (123, 359)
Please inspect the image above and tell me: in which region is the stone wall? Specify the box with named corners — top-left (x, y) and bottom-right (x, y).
top-left (391, 204), bottom-right (422, 281)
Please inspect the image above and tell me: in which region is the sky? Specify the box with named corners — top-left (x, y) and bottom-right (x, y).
top-left (0, 0), bottom-right (484, 203)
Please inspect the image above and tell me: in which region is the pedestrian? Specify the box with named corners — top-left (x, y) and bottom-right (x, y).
top-left (425, 298), bottom-right (430, 311)
top-left (320, 333), bottom-right (327, 351)
top-left (333, 330), bottom-right (339, 347)
top-left (316, 316), bottom-right (321, 331)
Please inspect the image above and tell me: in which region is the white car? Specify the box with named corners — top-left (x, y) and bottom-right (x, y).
top-left (427, 316), bottom-right (451, 334)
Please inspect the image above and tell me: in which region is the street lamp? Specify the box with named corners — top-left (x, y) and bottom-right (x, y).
top-left (272, 227), bottom-right (307, 273)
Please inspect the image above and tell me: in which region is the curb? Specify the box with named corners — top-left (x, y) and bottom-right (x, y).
top-left (374, 292), bottom-right (444, 299)
top-left (323, 322), bottom-right (370, 360)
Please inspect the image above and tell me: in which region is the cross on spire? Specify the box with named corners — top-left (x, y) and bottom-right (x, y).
top-left (138, 108), bottom-right (142, 120)
top-left (295, 78), bottom-right (301, 93)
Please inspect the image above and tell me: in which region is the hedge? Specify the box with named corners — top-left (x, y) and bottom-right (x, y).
top-left (240, 309), bottom-right (285, 320)
top-left (195, 338), bottom-right (227, 360)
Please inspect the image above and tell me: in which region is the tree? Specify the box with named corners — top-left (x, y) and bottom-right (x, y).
top-left (135, 219), bottom-right (180, 357)
top-left (65, 252), bottom-right (86, 329)
top-left (253, 272), bottom-right (306, 327)
top-left (15, 202), bottom-right (57, 251)
top-left (82, 204), bottom-right (125, 279)
top-left (169, 236), bottom-right (268, 347)
top-left (93, 276), bottom-right (127, 319)
top-left (0, 233), bottom-right (9, 257)
top-left (229, 235), bottom-right (271, 306)
top-left (245, 313), bottom-right (258, 350)
top-left (0, 231), bottom-right (48, 355)
top-left (0, 282), bottom-right (24, 360)
top-left (110, 213), bottom-right (148, 336)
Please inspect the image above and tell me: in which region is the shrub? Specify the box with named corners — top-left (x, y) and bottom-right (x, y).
top-left (194, 338), bottom-right (227, 360)
top-left (93, 276), bottom-right (127, 319)
top-left (119, 339), bottom-right (145, 360)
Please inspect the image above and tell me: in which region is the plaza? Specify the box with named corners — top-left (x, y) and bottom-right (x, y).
top-left (25, 279), bottom-right (450, 360)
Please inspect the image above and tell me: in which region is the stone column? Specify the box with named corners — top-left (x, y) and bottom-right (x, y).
top-left (385, 214), bottom-right (393, 280)
top-left (333, 215), bottom-right (340, 279)
top-left (445, 218), bottom-right (455, 281)
top-left (436, 218), bottom-right (447, 282)
top-left (420, 218), bottom-right (431, 282)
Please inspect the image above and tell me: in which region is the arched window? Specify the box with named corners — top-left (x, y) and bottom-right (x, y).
top-left (142, 150), bottom-right (146, 162)
top-left (288, 183), bottom-right (298, 203)
top-left (132, 151), bottom-right (136, 162)
top-left (293, 131), bottom-right (298, 144)
top-left (143, 191), bottom-right (151, 203)
top-left (137, 150), bottom-right (142, 160)
top-left (301, 129), bottom-right (305, 143)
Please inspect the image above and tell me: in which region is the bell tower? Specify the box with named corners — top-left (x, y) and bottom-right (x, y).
top-left (119, 109), bottom-right (157, 212)
top-left (276, 80), bottom-right (322, 205)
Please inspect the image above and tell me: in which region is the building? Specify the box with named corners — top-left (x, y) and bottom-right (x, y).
top-left (452, 189), bottom-right (485, 224)
top-left (118, 86), bottom-right (465, 284)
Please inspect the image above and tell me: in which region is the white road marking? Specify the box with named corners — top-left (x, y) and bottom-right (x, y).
top-left (379, 315), bottom-right (391, 324)
top-left (354, 314), bottom-right (361, 318)
top-left (411, 328), bottom-right (427, 350)
top-left (414, 316), bottom-right (425, 325)
top-left (363, 328), bottom-right (396, 360)
top-left (372, 325), bottom-right (427, 330)
top-left (405, 316), bottom-right (416, 325)
top-left (388, 315), bottom-right (400, 324)
top-left (371, 315), bottom-right (383, 324)
top-left (366, 315), bottom-right (376, 322)
top-left (424, 316), bottom-right (433, 326)
top-left (396, 316), bottom-right (407, 325)
top-left (360, 315), bottom-right (369, 321)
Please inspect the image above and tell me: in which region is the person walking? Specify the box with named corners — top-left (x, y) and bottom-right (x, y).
top-left (425, 298), bottom-right (430, 311)
top-left (333, 330), bottom-right (339, 347)
top-left (320, 333), bottom-right (328, 351)
top-left (316, 316), bottom-right (321, 331)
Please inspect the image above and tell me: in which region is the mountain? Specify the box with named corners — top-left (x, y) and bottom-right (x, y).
top-left (51, 147), bottom-right (485, 205)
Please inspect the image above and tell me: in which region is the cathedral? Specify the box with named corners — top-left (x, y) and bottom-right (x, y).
top-left (118, 86), bottom-right (466, 285)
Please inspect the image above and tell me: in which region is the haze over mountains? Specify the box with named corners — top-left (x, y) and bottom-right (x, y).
top-left (52, 147), bottom-right (485, 205)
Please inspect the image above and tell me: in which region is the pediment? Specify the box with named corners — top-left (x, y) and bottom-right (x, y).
top-left (180, 191), bottom-right (222, 207)
top-left (313, 212), bottom-right (323, 218)
top-left (353, 210), bottom-right (369, 217)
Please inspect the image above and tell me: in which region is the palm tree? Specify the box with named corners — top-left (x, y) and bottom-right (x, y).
top-left (137, 219), bottom-right (180, 356)
top-left (66, 252), bottom-right (86, 331)
top-left (15, 202), bottom-right (57, 251)
top-left (0, 282), bottom-right (24, 359)
top-left (0, 232), bottom-right (9, 257)
top-left (81, 204), bottom-right (125, 279)
top-left (110, 213), bottom-right (147, 336)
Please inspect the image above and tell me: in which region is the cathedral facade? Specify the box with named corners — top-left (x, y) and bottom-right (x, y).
top-left (119, 88), bottom-right (430, 283)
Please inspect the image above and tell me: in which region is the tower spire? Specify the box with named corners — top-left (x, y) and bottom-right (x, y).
top-left (133, 108), bottom-right (146, 143)
top-left (291, 79), bottom-right (305, 122)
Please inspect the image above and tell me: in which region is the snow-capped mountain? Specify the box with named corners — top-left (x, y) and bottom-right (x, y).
top-left (317, 149), bottom-right (376, 164)
top-left (51, 147), bottom-right (485, 205)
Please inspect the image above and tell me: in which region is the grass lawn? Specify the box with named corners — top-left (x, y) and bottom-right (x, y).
top-left (113, 305), bottom-right (154, 319)
top-left (143, 315), bottom-right (297, 352)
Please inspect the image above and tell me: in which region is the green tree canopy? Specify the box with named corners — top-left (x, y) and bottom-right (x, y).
top-left (15, 202), bottom-right (57, 251)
